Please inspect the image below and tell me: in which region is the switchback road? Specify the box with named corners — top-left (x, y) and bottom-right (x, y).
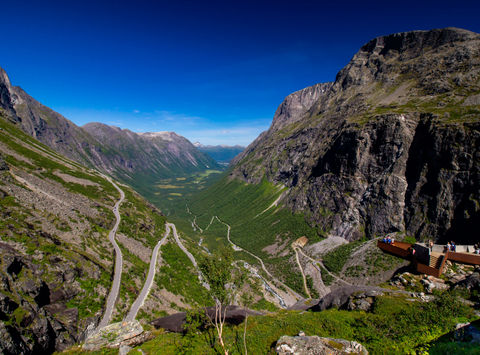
top-left (97, 177), bottom-right (125, 330)
top-left (125, 224), bottom-right (171, 321)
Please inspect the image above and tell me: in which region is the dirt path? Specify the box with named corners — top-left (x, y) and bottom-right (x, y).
top-left (96, 176), bottom-right (125, 330)
top-left (297, 248), bottom-right (352, 286)
top-left (213, 216), bottom-right (303, 302)
top-left (293, 247), bottom-right (311, 298)
top-left (182, 206), bottom-right (303, 306)
top-left (124, 225), bottom-right (171, 322)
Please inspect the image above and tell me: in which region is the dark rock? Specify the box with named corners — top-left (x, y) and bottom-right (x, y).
top-left (33, 282), bottom-right (50, 308)
top-left (151, 306), bottom-right (263, 333)
top-left (455, 321), bottom-right (480, 343)
top-left (308, 286), bottom-right (386, 312)
top-left (0, 154), bottom-right (8, 171)
top-left (455, 272), bottom-right (480, 291)
top-left (0, 293), bottom-right (18, 320)
top-left (5, 256), bottom-right (23, 276)
top-left (30, 317), bottom-right (56, 354)
top-left (0, 322), bottom-right (30, 355)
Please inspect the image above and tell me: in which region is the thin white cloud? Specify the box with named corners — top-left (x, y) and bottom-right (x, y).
top-left (54, 106), bottom-right (270, 146)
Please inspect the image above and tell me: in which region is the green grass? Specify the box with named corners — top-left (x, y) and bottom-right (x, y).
top-left (318, 264), bottom-right (334, 286)
top-left (155, 242), bottom-right (212, 307)
top-left (323, 240), bottom-right (363, 274)
top-left (173, 177), bottom-right (323, 294)
top-left (131, 291), bottom-right (477, 355)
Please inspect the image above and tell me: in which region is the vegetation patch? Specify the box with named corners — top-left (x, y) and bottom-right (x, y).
top-left (323, 240), bottom-right (363, 274)
top-left (131, 291), bottom-right (477, 354)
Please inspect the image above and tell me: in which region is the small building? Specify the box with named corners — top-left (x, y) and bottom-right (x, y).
top-left (292, 236), bottom-right (308, 248)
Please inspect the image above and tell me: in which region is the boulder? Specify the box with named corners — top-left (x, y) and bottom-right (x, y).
top-left (455, 322), bottom-right (480, 343)
top-left (151, 305), bottom-right (263, 333)
top-left (347, 297), bottom-right (373, 312)
top-left (82, 320), bottom-right (149, 351)
top-left (420, 278), bottom-right (449, 294)
top-left (276, 334), bottom-right (368, 354)
top-left (308, 286), bottom-right (385, 312)
top-left (456, 272), bottom-right (480, 291)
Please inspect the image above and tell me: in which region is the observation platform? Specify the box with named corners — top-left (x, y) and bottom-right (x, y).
top-left (377, 240), bottom-right (480, 277)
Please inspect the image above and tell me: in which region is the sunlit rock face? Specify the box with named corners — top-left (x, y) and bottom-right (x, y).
top-left (230, 28), bottom-right (480, 243)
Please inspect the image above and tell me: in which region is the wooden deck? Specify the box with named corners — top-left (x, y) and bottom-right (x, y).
top-left (445, 250), bottom-right (480, 265)
top-left (377, 241), bottom-right (480, 277)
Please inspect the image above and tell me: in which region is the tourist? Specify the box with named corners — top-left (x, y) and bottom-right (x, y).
top-left (451, 241), bottom-right (456, 252)
top-left (446, 242), bottom-right (451, 252)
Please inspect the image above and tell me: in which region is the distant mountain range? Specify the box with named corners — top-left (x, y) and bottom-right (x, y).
top-left (193, 142), bottom-right (245, 164)
top-left (0, 67), bottom-right (220, 200)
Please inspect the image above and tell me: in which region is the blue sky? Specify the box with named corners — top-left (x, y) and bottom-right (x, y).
top-left (1, 0), bottom-right (479, 145)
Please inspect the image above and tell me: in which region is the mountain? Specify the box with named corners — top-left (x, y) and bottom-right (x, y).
top-left (222, 27), bottom-right (479, 244)
top-left (193, 142), bottom-right (245, 164)
top-left (0, 112), bottom-right (171, 352)
top-left (81, 123), bottom-right (220, 199)
top-left (0, 68), bottom-right (220, 200)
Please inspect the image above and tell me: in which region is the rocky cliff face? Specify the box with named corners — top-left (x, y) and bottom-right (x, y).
top-left (231, 28), bottom-right (480, 243)
top-left (0, 71), bottom-right (219, 189)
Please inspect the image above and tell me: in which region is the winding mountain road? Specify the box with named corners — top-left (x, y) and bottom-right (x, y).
top-left (183, 205), bottom-right (303, 305)
top-left (97, 177), bottom-right (125, 330)
top-left (169, 223), bottom-right (210, 289)
top-left (124, 222), bottom-right (210, 321)
top-left (213, 216), bottom-right (303, 301)
top-left (125, 225), bottom-right (171, 322)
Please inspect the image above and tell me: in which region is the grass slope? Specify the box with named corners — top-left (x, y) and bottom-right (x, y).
top-left (170, 177), bottom-right (323, 294)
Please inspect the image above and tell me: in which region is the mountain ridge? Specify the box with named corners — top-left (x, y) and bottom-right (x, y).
top-left (0, 70), bottom-right (220, 201)
top-left (229, 27), bottom-right (480, 243)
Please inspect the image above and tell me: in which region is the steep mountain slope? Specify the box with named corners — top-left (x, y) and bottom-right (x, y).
top-left (194, 143), bottom-right (245, 164)
top-left (230, 27), bottom-right (480, 243)
top-left (0, 112), bottom-right (212, 353)
top-left (81, 123), bottom-right (220, 199)
top-left (0, 68), bottom-right (219, 198)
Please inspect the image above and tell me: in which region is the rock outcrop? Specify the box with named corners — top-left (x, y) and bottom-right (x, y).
top-left (82, 321), bottom-right (150, 351)
top-left (276, 333), bottom-right (368, 355)
top-left (231, 28), bottom-right (480, 243)
top-left (0, 243), bottom-right (87, 354)
top-left (308, 286), bottom-right (386, 312)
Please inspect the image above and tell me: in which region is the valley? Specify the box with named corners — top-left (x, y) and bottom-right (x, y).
top-left (0, 26), bottom-right (479, 354)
